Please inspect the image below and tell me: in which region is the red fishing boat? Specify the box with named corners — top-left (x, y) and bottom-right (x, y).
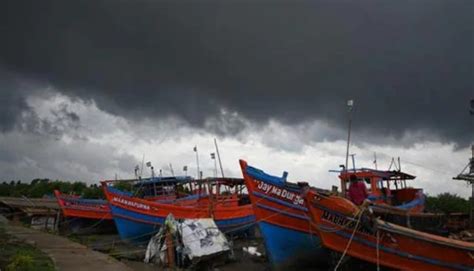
top-left (337, 101), bottom-right (425, 213)
top-left (305, 188), bottom-right (474, 270)
top-left (335, 167), bottom-right (466, 235)
top-left (54, 190), bottom-right (112, 220)
top-left (337, 168), bottom-right (425, 212)
top-left (102, 177), bottom-right (255, 243)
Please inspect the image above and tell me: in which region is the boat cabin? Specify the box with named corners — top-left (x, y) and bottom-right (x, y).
top-left (133, 176), bottom-right (193, 200)
top-left (338, 168), bottom-right (424, 211)
top-left (103, 176), bottom-right (249, 207)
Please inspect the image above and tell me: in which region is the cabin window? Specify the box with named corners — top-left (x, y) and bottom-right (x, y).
top-left (376, 178), bottom-right (384, 189)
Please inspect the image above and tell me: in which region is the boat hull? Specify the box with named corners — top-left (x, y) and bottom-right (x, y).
top-left (239, 160), bottom-right (327, 269)
top-left (306, 190), bottom-right (474, 271)
top-left (103, 185), bottom-right (255, 243)
top-left (54, 190), bottom-right (112, 220)
top-left (258, 221), bottom-right (323, 267)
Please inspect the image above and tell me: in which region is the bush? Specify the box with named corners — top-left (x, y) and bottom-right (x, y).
top-left (6, 252), bottom-right (34, 271)
top-left (0, 179), bottom-right (103, 199)
top-left (425, 193), bottom-right (470, 214)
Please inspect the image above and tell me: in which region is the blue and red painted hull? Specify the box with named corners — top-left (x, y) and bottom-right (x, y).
top-left (239, 160), bottom-right (327, 268)
top-left (258, 221), bottom-right (324, 267)
top-left (306, 190), bottom-right (474, 270)
top-left (54, 190), bottom-right (112, 220)
top-left (102, 185), bottom-right (255, 243)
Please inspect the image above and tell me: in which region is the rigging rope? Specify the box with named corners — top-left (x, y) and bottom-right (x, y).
top-left (333, 207), bottom-right (365, 271)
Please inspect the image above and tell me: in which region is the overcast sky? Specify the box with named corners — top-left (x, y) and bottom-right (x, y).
top-left (0, 0), bottom-right (472, 197)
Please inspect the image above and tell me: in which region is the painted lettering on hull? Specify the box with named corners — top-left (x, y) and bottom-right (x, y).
top-left (255, 180), bottom-right (304, 206)
top-left (321, 210), bottom-right (374, 236)
top-left (112, 196), bottom-right (151, 211)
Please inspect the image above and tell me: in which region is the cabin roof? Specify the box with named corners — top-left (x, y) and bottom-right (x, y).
top-left (204, 177), bottom-right (245, 186)
top-left (134, 176), bottom-right (193, 186)
top-left (103, 176), bottom-right (244, 186)
top-left (336, 168), bottom-right (416, 181)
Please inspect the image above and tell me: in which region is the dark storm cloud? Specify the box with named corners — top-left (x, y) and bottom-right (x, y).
top-left (0, 0), bottom-right (472, 145)
top-left (0, 71), bottom-right (31, 132)
top-left (0, 70), bottom-right (82, 139)
top-left (23, 102), bottom-right (83, 140)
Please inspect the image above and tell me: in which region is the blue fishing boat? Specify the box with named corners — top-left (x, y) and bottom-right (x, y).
top-left (239, 160), bottom-right (328, 269)
top-left (102, 177), bottom-right (255, 243)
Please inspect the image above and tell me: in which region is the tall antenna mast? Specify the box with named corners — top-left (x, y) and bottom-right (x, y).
top-left (342, 100), bottom-right (354, 195)
top-left (452, 100), bottom-right (474, 226)
top-left (453, 146), bottom-right (474, 226)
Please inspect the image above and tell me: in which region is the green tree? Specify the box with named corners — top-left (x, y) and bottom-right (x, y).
top-left (28, 180), bottom-right (51, 198)
top-left (0, 178), bottom-right (105, 199)
top-left (71, 182), bottom-right (87, 194)
top-left (82, 184), bottom-right (104, 199)
top-left (0, 182), bottom-right (11, 196)
top-left (425, 193), bottom-right (470, 214)
top-left (113, 181), bottom-right (133, 192)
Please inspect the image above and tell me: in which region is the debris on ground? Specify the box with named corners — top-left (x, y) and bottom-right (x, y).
top-left (242, 246), bottom-right (262, 257)
top-left (145, 214), bottom-right (231, 268)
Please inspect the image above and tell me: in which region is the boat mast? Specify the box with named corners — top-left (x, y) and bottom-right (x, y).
top-left (140, 154), bottom-right (145, 178)
top-left (373, 152), bottom-right (378, 170)
top-left (210, 153), bottom-right (217, 177)
top-left (193, 146), bottom-right (200, 179)
top-left (350, 154), bottom-right (356, 172)
top-left (214, 138), bottom-right (225, 178)
top-left (343, 100), bottom-right (354, 195)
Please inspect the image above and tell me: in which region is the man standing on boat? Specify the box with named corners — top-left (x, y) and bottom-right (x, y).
top-left (348, 174), bottom-right (368, 205)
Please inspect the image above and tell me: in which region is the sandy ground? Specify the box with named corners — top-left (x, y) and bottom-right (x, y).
top-left (1, 215), bottom-right (374, 271)
top-left (3, 221), bottom-right (132, 271)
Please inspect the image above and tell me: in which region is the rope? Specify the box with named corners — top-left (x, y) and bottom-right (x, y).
top-left (310, 214), bottom-right (356, 233)
top-left (333, 207), bottom-right (364, 271)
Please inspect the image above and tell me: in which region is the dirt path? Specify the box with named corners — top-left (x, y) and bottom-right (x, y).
top-left (4, 223), bottom-right (132, 271)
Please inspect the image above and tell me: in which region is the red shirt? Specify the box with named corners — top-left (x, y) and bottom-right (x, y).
top-left (348, 181), bottom-right (368, 205)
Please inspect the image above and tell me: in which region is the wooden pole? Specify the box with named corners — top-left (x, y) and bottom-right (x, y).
top-left (165, 231), bottom-right (175, 268)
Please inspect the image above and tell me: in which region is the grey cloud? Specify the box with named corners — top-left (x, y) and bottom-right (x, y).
top-left (0, 131), bottom-right (138, 183)
top-left (19, 99), bottom-right (83, 140)
top-left (0, 71), bottom-right (32, 132)
top-left (0, 0), bottom-right (472, 146)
